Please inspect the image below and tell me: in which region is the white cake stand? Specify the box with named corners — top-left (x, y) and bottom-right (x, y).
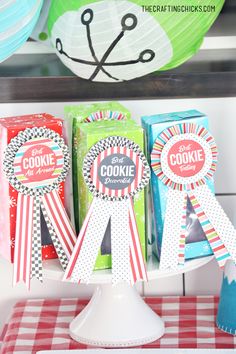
top-left (43, 255), bottom-right (213, 347)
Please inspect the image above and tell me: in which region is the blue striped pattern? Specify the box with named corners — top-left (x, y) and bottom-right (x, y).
top-left (0, 0), bottom-right (43, 63)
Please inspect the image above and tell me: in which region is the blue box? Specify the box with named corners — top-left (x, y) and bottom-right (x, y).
top-left (142, 110), bottom-right (214, 260)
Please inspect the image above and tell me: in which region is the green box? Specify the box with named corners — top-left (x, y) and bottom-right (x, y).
top-left (65, 102), bottom-right (131, 232)
top-left (65, 103), bottom-right (146, 270)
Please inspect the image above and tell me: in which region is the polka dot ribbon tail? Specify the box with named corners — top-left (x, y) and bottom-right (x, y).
top-left (151, 123), bottom-right (236, 270)
top-left (3, 128), bottom-right (77, 289)
top-left (64, 136), bottom-right (150, 285)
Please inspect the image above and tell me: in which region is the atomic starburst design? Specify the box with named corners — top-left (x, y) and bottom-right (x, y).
top-left (9, 196), bottom-right (17, 208)
top-left (56, 9), bottom-right (155, 82)
top-left (51, 1), bottom-right (173, 82)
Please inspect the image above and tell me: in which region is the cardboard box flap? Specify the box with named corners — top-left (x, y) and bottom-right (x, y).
top-left (0, 113), bottom-right (62, 128)
top-left (142, 110), bottom-right (205, 127)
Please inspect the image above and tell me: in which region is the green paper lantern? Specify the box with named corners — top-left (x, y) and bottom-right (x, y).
top-left (48, 0), bottom-right (224, 82)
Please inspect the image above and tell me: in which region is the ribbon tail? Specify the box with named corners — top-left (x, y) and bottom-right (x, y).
top-left (41, 202), bottom-right (68, 271)
top-left (31, 196), bottom-right (43, 283)
top-left (110, 199), bottom-right (130, 285)
top-left (128, 197), bottom-right (147, 284)
top-left (41, 190), bottom-right (77, 261)
top-left (65, 198), bottom-right (111, 284)
top-left (160, 189), bottom-right (187, 270)
top-left (178, 194), bottom-right (188, 266)
top-left (189, 186), bottom-right (235, 268)
top-left (13, 194), bottom-right (34, 290)
top-left (63, 198), bottom-right (95, 281)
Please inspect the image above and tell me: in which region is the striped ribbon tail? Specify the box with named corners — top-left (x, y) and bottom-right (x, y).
top-left (13, 194), bottom-right (34, 289)
top-left (64, 197), bottom-right (148, 285)
top-left (41, 190), bottom-right (77, 260)
top-left (189, 186), bottom-right (235, 268)
top-left (41, 203), bottom-right (68, 271)
top-left (160, 189), bottom-right (187, 270)
top-left (65, 198), bottom-right (111, 284)
top-left (63, 198), bottom-right (96, 282)
top-left (178, 195), bottom-right (188, 266)
top-left (128, 197), bottom-right (147, 284)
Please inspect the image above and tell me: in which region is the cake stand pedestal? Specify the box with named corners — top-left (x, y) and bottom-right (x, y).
top-left (43, 256), bottom-right (213, 347)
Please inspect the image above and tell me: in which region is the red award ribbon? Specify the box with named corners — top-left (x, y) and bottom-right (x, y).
top-left (151, 123), bottom-right (236, 270)
top-left (4, 127), bottom-right (77, 288)
top-left (64, 136), bottom-right (150, 285)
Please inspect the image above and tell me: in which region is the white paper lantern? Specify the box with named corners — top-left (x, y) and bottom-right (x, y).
top-left (48, 0), bottom-right (224, 82)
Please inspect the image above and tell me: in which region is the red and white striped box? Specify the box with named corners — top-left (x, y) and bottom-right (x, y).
top-left (0, 113), bottom-right (64, 262)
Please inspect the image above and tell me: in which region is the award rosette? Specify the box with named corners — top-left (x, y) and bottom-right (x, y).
top-left (83, 109), bottom-right (127, 122)
top-left (3, 127), bottom-right (77, 288)
top-left (151, 123), bottom-right (236, 270)
top-left (65, 136), bottom-right (150, 284)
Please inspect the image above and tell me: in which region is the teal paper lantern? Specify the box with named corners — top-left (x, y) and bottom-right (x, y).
top-left (48, 0), bottom-right (224, 82)
top-left (0, 0), bottom-right (43, 63)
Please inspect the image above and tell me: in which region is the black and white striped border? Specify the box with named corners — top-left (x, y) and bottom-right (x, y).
top-left (3, 127), bottom-right (70, 196)
top-left (83, 136), bottom-right (150, 201)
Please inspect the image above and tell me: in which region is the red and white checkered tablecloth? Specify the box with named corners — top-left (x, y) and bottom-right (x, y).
top-left (1, 296), bottom-right (236, 353)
